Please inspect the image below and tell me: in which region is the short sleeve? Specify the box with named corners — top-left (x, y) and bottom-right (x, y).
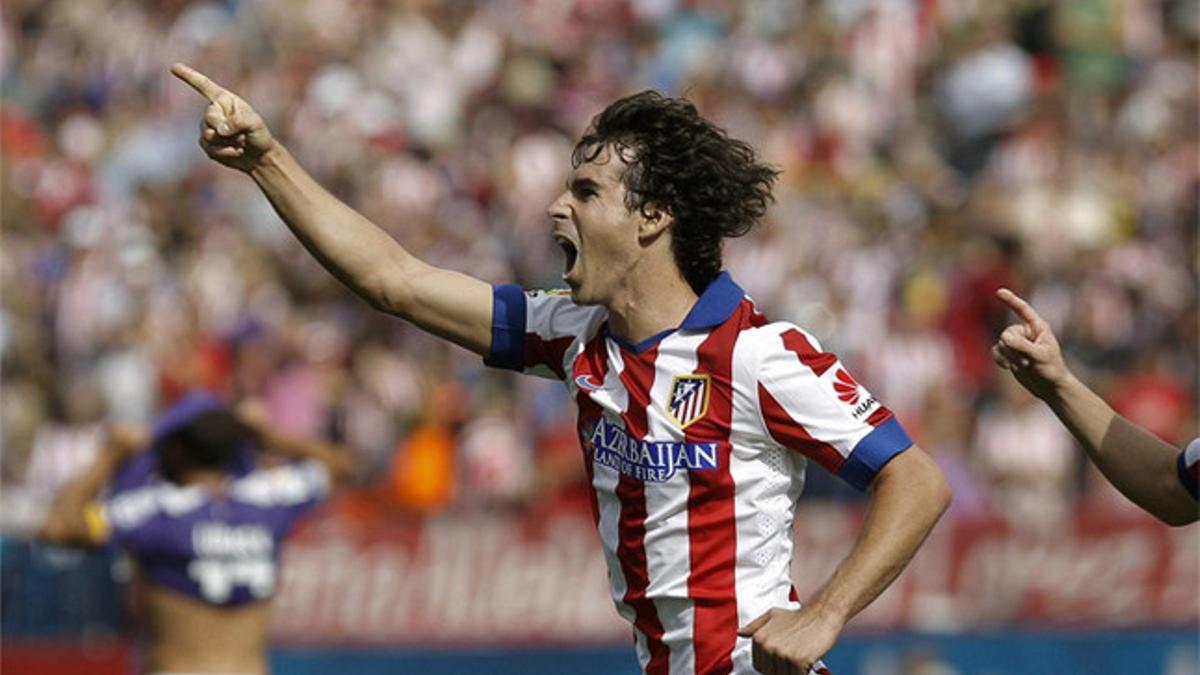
top-left (229, 460), bottom-right (331, 517)
top-left (1178, 438), bottom-right (1199, 500)
top-left (755, 325), bottom-right (914, 491)
top-left (483, 285), bottom-right (604, 380)
top-left (101, 484), bottom-right (201, 552)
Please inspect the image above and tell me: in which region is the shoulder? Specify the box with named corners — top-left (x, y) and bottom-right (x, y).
top-left (105, 482), bottom-right (208, 530)
top-left (731, 320), bottom-right (827, 365)
top-left (230, 460), bottom-right (330, 507)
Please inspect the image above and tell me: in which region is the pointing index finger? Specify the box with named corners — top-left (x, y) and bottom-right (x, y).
top-left (996, 288), bottom-right (1045, 330)
top-left (170, 62), bottom-right (227, 104)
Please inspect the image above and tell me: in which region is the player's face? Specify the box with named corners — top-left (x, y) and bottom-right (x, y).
top-left (547, 145), bottom-right (645, 306)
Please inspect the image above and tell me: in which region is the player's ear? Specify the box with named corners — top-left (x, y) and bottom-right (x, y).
top-left (637, 204), bottom-right (673, 240)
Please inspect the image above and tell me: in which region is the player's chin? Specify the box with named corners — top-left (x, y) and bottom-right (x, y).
top-left (565, 282), bottom-right (588, 305)
top-left (565, 277), bottom-right (597, 306)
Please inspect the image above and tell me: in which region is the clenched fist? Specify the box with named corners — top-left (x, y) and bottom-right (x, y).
top-left (738, 605), bottom-right (840, 675)
top-left (171, 63), bottom-right (276, 172)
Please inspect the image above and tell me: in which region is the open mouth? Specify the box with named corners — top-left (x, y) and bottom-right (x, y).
top-left (554, 233), bottom-right (579, 278)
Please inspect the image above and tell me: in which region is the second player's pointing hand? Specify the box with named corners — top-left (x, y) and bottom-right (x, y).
top-left (171, 62), bottom-right (276, 172)
top-left (992, 288), bottom-right (1072, 400)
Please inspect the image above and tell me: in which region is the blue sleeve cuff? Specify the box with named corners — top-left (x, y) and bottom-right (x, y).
top-left (483, 284), bottom-right (527, 371)
top-left (836, 417), bottom-right (914, 491)
top-left (1178, 451), bottom-right (1198, 500)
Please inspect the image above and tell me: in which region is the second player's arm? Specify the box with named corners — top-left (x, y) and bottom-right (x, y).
top-left (993, 288), bottom-right (1196, 526)
top-left (240, 401), bottom-right (363, 486)
top-left (248, 145), bottom-right (493, 354)
top-left (1034, 374), bottom-right (1195, 525)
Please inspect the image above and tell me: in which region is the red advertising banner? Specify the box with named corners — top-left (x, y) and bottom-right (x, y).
top-left (272, 511), bottom-right (627, 644)
top-left (270, 506), bottom-right (1200, 645)
top-left (788, 506), bottom-right (1200, 631)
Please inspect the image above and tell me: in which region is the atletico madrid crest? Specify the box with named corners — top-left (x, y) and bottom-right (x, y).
top-left (666, 374), bottom-right (711, 430)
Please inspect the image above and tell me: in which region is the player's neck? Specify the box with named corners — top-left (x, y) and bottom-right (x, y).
top-left (605, 261), bottom-right (698, 344)
top-left (177, 469), bottom-right (230, 494)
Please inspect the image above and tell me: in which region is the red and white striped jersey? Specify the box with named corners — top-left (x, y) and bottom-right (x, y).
top-left (485, 273), bottom-right (913, 675)
top-left (1179, 438), bottom-right (1199, 500)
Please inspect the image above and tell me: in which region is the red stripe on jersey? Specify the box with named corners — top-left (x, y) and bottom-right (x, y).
top-left (789, 585), bottom-right (800, 603)
top-left (748, 304), bottom-right (769, 328)
top-left (780, 329), bottom-right (837, 376)
top-left (615, 344), bottom-right (670, 675)
top-left (525, 333), bottom-right (575, 380)
top-left (759, 384), bottom-right (846, 473)
top-left (573, 331), bottom-right (610, 527)
top-left (865, 405), bottom-right (893, 428)
top-left (684, 300), bottom-right (749, 675)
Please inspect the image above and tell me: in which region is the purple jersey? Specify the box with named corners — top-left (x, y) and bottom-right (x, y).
top-left (1179, 438), bottom-right (1199, 500)
top-left (100, 461), bottom-right (330, 605)
top-left (111, 391), bottom-right (257, 492)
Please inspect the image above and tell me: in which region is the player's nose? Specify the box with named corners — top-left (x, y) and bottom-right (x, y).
top-left (547, 192), bottom-right (571, 223)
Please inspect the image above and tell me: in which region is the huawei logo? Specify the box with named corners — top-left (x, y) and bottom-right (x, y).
top-left (833, 368), bottom-right (860, 405)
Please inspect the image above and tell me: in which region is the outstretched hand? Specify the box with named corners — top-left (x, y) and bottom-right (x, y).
top-left (992, 288), bottom-right (1072, 400)
top-left (171, 63), bottom-right (276, 172)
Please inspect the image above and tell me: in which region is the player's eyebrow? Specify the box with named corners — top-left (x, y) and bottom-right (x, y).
top-left (567, 176), bottom-right (600, 195)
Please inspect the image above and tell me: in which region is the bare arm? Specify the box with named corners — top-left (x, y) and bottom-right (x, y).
top-left (40, 426), bottom-right (148, 547)
top-left (739, 446), bottom-right (951, 673)
top-left (993, 288), bottom-right (1197, 525)
top-left (237, 401), bottom-right (362, 486)
top-left (170, 63), bottom-right (493, 356)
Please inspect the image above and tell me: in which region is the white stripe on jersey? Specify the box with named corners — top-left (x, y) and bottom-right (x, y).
top-left (729, 325), bottom-right (805, 673)
top-left (643, 333), bottom-right (707, 675)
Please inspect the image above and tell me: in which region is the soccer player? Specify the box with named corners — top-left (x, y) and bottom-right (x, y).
top-left (39, 392), bottom-right (359, 674)
top-left (993, 288), bottom-right (1198, 525)
top-left (172, 63), bottom-right (951, 675)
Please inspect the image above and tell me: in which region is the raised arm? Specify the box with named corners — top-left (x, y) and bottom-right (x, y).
top-left (993, 288), bottom-right (1197, 525)
top-left (738, 446), bottom-right (949, 673)
top-left (170, 63), bottom-right (493, 355)
top-left (40, 425), bottom-right (148, 547)
top-left (236, 401), bottom-right (362, 486)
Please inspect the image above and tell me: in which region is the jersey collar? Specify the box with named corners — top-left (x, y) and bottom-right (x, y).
top-left (679, 271), bottom-right (745, 331)
top-left (607, 272), bottom-right (745, 353)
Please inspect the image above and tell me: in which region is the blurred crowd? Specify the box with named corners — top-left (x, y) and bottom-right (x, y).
top-left (2, 0), bottom-right (1197, 539)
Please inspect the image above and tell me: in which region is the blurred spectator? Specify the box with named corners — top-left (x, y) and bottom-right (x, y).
top-left (974, 376), bottom-right (1078, 530)
top-left (2, 380), bottom-right (107, 537)
top-left (1, 0), bottom-right (1194, 541)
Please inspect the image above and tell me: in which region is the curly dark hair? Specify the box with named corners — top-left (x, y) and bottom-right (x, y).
top-left (572, 91), bottom-right (779, 292)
